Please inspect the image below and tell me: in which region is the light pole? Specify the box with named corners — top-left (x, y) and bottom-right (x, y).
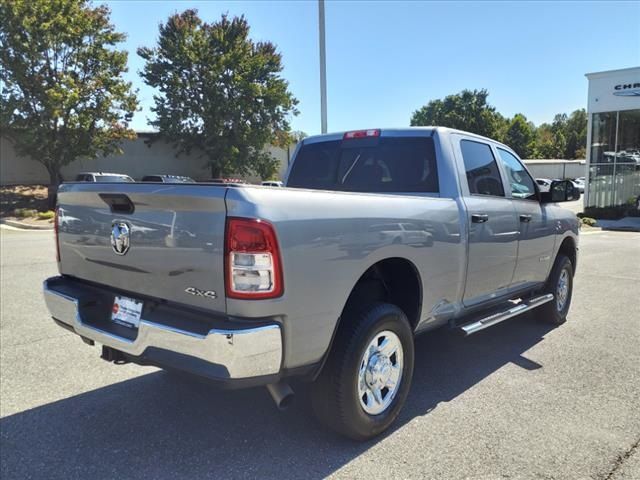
top-left (318, 0), bottom-right (327, 134)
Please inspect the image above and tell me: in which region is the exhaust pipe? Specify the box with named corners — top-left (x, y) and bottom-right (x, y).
top-left (266, 381), bottom-right (295, 410)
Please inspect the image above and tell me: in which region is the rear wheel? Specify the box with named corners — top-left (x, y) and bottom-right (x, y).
top-left (540, 254), bottom-right (574, 325)
top-left (311, 302), bottom-right (414, 440)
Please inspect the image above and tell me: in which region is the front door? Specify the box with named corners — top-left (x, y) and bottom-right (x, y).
top-left (455, 137), bottom-right (520, 307)
top-left (495, 147), bottom-right (556, 287)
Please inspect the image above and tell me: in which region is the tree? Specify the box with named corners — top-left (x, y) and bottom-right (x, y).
top-left (504, 113), bottom-right (535, 158)
top-left (410, 89), bottom-right (505, 140)
top-left (564, 109), bottom-right (587, 159)
top-left (138, 11), bottom-right (298, 179)
top-left (534, 124), bottom-right (566, 159)
top-left (0, 0), bottom-right (138, 206)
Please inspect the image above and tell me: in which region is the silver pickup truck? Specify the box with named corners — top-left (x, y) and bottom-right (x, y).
top-left (44, 127), bottom-right (580, 440)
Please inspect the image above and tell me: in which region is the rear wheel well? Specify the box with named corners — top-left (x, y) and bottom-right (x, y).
top-left (340, 258), bottom-right (422, 331)
top-left (310, 258), bottom-right (422, 380)
top-left (557, 237), bottom-right (577, 272)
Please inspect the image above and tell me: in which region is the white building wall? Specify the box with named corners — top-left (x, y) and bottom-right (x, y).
top-left (584, 67), bottom-right (640, 208)
top-left (523, 160), bottom-right (586, 180)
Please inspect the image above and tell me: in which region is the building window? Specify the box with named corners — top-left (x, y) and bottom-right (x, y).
top-left (588, 110), bottom-right (640, 208)
top-left (615, 110), bottom-right (640, 207)
top-left (590, 112), bottom-right (616, 164)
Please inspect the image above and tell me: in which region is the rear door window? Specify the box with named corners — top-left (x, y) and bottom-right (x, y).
top-left (460, 140), bottom-right (505, 197)
top-left (287, 136), bottom-right (438, 193)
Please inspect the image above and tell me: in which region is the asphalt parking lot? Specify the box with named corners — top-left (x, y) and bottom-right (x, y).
top-left (1, 227), bottom-right (639, 479)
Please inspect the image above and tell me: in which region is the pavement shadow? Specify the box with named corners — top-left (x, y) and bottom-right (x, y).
top-left (0, 315), bottom-right (555, 479)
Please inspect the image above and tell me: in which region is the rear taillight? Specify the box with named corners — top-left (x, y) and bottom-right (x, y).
top-left (225, 218), bottom-right (283, 299)
top-left (54, 207), bottom-right (60, 263)
top-left (343, 129), bottom-right (380, 140)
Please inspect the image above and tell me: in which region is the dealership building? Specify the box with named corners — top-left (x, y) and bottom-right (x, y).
top-left (585, 66), bottom-right (640, 212)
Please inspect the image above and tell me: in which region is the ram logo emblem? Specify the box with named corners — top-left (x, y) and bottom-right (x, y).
top-left (110, 221), bottom-right (131, 256)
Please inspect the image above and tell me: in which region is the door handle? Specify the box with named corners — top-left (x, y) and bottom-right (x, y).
top-left (471, 213), bottom-right (489, 223)
top-left (519, 214), bottom-right (532, 223)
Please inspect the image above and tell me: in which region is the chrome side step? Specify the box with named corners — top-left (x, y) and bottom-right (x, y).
top-left (458, 294), bottom-right (554, 336)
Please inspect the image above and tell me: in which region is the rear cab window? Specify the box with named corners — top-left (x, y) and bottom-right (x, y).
top-left (287, 135), bottom-right (439, 193)
top-left (460, 140), bottom-right (505, 197)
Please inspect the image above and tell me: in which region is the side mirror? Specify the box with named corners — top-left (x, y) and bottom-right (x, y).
top-left (541, 180), bottom-right (581, 203)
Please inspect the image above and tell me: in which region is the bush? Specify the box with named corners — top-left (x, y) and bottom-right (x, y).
top-left (580, 217), bottom-right (597, 227)
top-left (583, 206), bottom-right (626, 220)
top-left (13, 208), bottom-right (37, 218)
top-left (584, 198), bottom-right (640, 220)
top-left (36, 210), bottom-right (55, 220)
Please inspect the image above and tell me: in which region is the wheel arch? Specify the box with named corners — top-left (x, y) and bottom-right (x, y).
top-left (556, 235), bottom-right (578, 273)
top-left (311, 257), bottom-right (423, 380)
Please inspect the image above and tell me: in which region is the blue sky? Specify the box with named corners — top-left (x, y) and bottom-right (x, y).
top-left (106, 0), bottom-right (640, 135)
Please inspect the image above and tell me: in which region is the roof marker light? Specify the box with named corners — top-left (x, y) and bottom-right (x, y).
top-left (343, 129), bottom-right (380, 140)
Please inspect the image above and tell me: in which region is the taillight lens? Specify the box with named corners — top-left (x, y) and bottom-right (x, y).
top-left (225, 218), bottom-right (283, 299)
top-left (54, 207), bottom-right (60, 263)
top-left (343, 129), bottom-right (380, 140)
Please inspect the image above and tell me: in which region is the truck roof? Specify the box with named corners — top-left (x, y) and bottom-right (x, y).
top-left (301, 127), bottom-right (513, 151)
top-left (77, 172), bottom-right (130, 176)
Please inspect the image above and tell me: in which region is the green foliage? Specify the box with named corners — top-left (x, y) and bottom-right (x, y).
top-left (36, 210), bottom-right (55, 220)
top-left (579, 216), bottom-right (597, 227)
top-left (13, 208), bottom-right (37, 218)
top-left (290, 131), bottom-right (308, 144)
top-left (410, 90), bottom-right (587, 160)
top-left (562, 109), bottom-right (587, 159)
top-left (504, 113), bottom-right (535, 158)
top-left (0, 0), bottom-right (138, 204)
top-left (138, 10), bottom-right (298, 179)
top-left (534, 124), bottom-right (561, 158)
top-left (410, 89), bottom-right (506, 141)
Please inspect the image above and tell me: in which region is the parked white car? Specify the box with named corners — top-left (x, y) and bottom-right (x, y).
top-left (572, 177), bottom-right (585, 193)
top-left (261, 180), bottom-right (284, 187)
top-left (75, 172), bottom-right (134, 182)
top-left (535, 178), bottom-right (552, 193)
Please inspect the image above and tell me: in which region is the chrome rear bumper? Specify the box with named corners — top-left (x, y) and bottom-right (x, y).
top-left (43, 277), bottom-right (282, 380)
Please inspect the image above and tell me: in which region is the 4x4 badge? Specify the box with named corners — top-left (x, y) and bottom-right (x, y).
top-left (185, 287), bottom-right (217, 299)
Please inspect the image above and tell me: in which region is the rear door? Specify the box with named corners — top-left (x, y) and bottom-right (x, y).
top-left (453, 136), bottom-right (520, 307)
top-left (56, 182), bottom-right (228, 313)
top-left (495, 147), bottom-right (555, 287)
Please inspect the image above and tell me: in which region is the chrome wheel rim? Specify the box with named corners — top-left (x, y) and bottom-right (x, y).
top-left (556, 268), bottom-right (570, 312)
top-left (357, 330), bottom-right (404, 415)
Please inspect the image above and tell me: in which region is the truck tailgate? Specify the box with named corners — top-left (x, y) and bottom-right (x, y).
top-left (56, 183), bottom-right (228, 313)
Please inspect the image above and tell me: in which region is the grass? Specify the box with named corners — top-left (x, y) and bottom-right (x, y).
top-left (36, 210), bottom-right (55, 220)
top-left (13, 208), bottom-right (39, 218)
top-left (580, 217), bottom-right (597, 227)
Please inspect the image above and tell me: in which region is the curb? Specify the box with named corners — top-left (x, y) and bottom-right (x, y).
top-left (599, 226), bottom-right (640, 233)
top-left (0, 219), bottom-right (54, 231)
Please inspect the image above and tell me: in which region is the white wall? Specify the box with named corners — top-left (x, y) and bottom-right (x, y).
top-left (586, 66), bottom-right (640, 114)
top-left (523, 160), bottom-right (586, 180)
top-left (0, 134), bottom-right (291, 185)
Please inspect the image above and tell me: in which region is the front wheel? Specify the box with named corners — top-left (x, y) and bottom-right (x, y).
top-left (540, 254), bottom-right (574, 325)
top-left (311, 302), bottom-right (415, 440)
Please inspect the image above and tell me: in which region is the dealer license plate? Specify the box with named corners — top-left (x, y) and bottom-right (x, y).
top-left (111, 296), bottom-right (143, 328)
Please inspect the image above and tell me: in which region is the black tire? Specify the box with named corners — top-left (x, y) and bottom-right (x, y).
top-left (540, 254), bottom-right (574, 325)
top-left (311, 302), bottom-right (415, 440)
